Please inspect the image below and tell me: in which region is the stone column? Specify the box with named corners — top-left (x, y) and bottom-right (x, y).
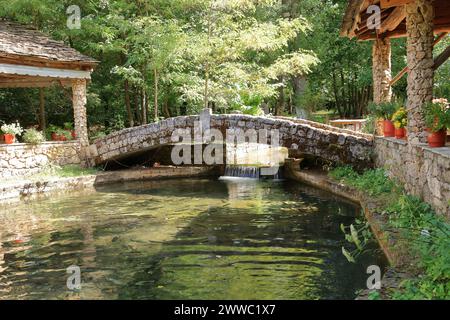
top-left (372, 37), bottom-right (393, 104)
top-left (72, 79), bottom-right (89, 147)
top-left (406, 0), bottom-right (435, 144)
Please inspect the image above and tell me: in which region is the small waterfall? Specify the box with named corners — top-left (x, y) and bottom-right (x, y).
top-left (220, 166), bottom-right (284, 180)
top-left (223, 166), bottom-right (260, 179)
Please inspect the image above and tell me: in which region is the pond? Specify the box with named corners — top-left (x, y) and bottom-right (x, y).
top-left (0, 178), bottom-right (386, 300)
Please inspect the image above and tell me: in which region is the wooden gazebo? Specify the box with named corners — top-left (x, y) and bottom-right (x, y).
top-left (341, 0), bottom-right (450, 144)
top-left (0, 20), bottom-right (97, 147)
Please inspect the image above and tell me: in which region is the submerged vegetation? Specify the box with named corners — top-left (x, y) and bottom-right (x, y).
top-left (329, 166), bottom-right (450, 300)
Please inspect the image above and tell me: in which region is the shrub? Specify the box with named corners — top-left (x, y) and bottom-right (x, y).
top-left (329, 166), bottom-right (450, 300)
top-left (22, 128), bottom-right (45, 145)
top-left (423, 100), bottom-right (450, 133)
top-left (368, 101), bottom-right (399, 120)
top-left (362, 114), bottom-right (378, 134)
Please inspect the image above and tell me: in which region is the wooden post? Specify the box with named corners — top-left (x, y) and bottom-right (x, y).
top-left (72, 79), bottom-right (89, 147)
top-left (372, 37), bottom-right (392, 104)
top-left (405, 0), bottom-right (435, 144)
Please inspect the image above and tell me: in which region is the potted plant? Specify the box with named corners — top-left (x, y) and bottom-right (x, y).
top-left (0, 120), bottom-right (4, 142)
top-left (368, 101), bottom-right (397, 137)
top-left (423, 100), bottom-right (449, 148)
top-left (391, 107), bottom-right (408, 139)
top-left (23, 128), bottom-right (46, 145)
top-left (1, 122), bottom-right (23, 144)
top-left (64, 122), bottom-right (76, 139)
top-left (48, 125), bottom-right (73, 141)
top-left (47, 125), bottom-right (61, 141)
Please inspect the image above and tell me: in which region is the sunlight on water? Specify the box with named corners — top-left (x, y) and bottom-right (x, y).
top-left (0, 179), bottom-right (385, 300)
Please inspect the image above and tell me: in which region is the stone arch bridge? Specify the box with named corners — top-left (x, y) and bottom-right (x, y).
top-left (86, 112), bottom-right (374, 169)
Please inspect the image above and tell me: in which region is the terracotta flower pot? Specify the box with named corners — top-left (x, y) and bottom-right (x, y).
top-left (383, 120), bottom-right (395, 137)
top-left (427, 129), bottom-right (447, 148)
top-left (71, 130), bottom-right (77, 139)
top-left (395, 127), bottom-right (406, 139)
top-left (4, 133), bottom-right (15, 144)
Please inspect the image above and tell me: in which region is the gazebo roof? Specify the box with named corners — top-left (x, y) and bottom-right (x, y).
top-left (341, 0), bottom-right (450, 41)
top-left (0, 20), bottom-right (97, 68)
top-left (0, 20), bottom-right (97, 88)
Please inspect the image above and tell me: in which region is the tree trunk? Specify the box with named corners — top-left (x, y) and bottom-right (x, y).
top-left (180, 101), bottom-right (187, 116)
top-left (332, 72), bottom-right (343, 117)
top-left (275, 77), bottom-right (285, 116)
top-left (134, 88), bottom-right (142, 125)
top-left (141, 89), bottom-right (147, 125)
top-left (154, 69), bottom-right (159, 121)
top-left (124, 80), bottom-right (134, 127)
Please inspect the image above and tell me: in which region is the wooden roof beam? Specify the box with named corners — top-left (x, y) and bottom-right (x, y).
top-left (379, 5), bottom-right (406, 33)
top-left (434, 43), bottom-right (450, 70)
top-left (380, 0), bottom-right (414, 9)
top-left (390, 33), bottom-right (448, 86)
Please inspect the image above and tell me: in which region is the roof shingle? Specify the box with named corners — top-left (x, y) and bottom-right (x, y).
top-left (0, 20), bottom-right (97, 66)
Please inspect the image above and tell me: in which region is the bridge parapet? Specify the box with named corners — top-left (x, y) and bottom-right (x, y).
top-left (87, 114), bottom-right (374, 169)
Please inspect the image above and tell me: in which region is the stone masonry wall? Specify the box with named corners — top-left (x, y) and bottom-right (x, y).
top-left (375, 137), bottom-right (450, 218)
top-left (372, 37), bottom-right (392, 104)
top-left (89, 114), bottom-right (375, 170)
top-left (405, 0), bottom-right (435, 144)
top-left (0, 141), bottom-right (81, 178)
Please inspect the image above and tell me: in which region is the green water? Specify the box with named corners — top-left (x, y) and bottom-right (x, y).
top-left (0, 178), bottom-right (385, 300)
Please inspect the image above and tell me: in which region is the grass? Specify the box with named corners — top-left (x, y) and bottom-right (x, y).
top-left (32, 164), bottom-right (99, 179)
top-left (0, 165), bottom-right (100, 185)
top-left (310, 109), bottom-right (337, 124)
top-left (329, 166), bottom-right (450, 300)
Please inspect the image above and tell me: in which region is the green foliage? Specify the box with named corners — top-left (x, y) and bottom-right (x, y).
top-left (0, 0), bottom-right (320, 127)
top-left (368, 101), bottom-right (399, 120)
top-left (367, 291), bottom-right (381, 300)
top-left (391, 107), bottom-right (408, 129)
top-left (341, 218), bottom-right (373, 263)
top-left (22, 128), bottom-right (45, 144)
top-left (331, 167), bottom-right (397, 197)
top-left (46, 125), bottom-right (72, 140)
top-left (423, 101), bottom-right (450, 133)
top-left (328, 165), bottom-right (358, 181)
top-left (329, 166), bottom-right (398, 198)
top-left (386, 194), bottom-right (450, 300)
top-left (362, 114), bottom-right (377, 135)
top-left (33, 164), bottom-right (99, 179)
top-left (330, 166), bottom-right (450, 300)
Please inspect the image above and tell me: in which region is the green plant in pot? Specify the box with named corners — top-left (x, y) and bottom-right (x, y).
top-left (47, 125), bottom-right (73, 141)
top-left (1, 122), bottom-right (23, 144)
top-left (23, 128), bottom-right (45, 145)
top-left (64, 122), bottom-right (76, 139)
top-left (423, 100), bottom-right (449, 148)
top-left (368, 101), bottom-right (398, 137)
top-left (391, 107), bottom-right (408, 139)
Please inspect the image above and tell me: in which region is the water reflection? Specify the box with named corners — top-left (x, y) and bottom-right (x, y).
top-left (0, 179), bottom-right (385, 300)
